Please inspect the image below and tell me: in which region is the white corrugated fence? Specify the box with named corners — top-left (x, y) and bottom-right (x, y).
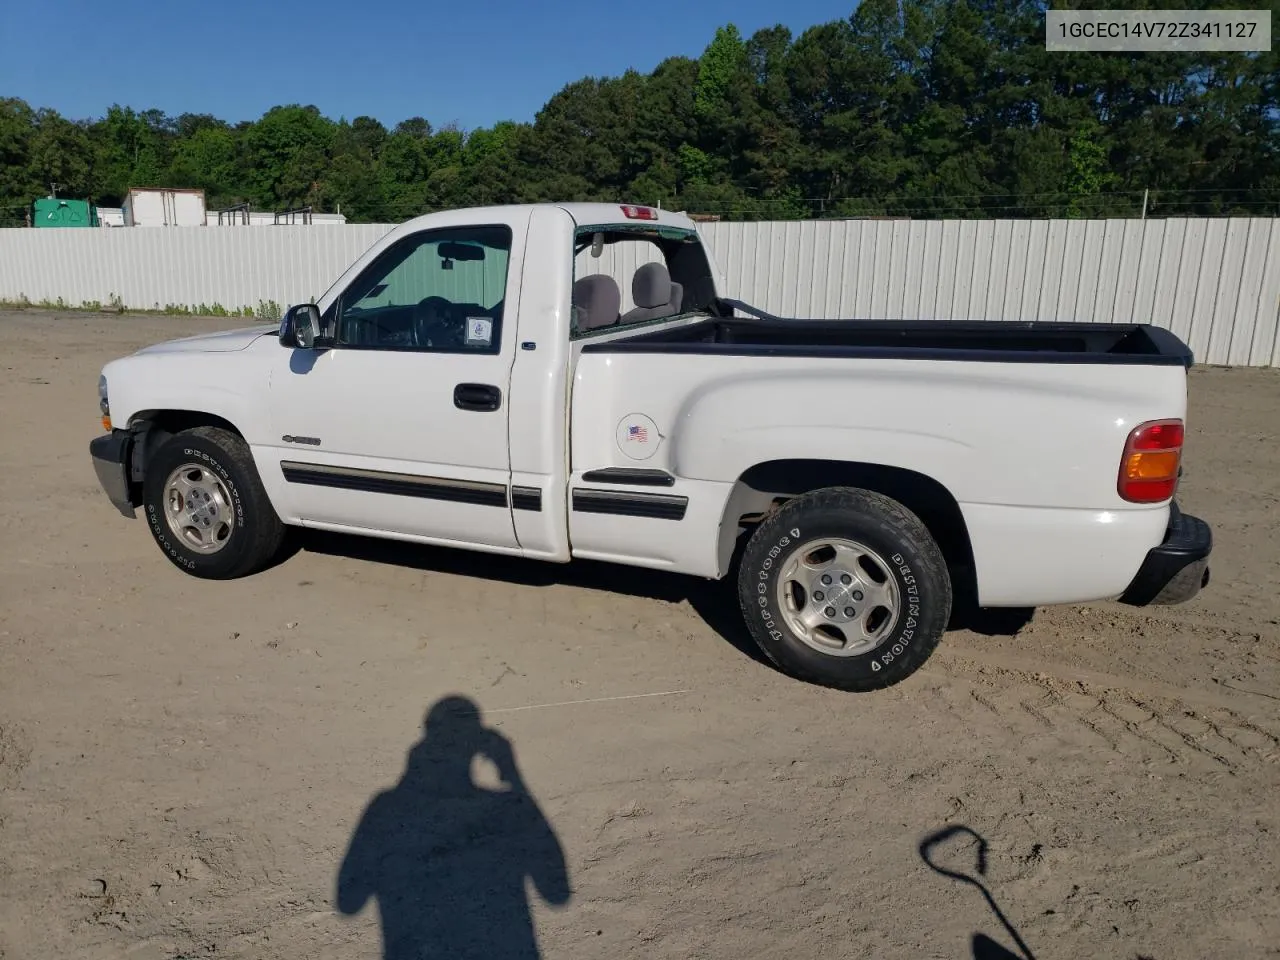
top-left (699, 218), bottom-right (1280, 369)
top-left (1, 216), bottom-right (1277, 367)
top-left (0, 224), bottom-right (393, 317)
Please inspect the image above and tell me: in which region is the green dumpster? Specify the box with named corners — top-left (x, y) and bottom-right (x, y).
top-left (32, 197), bottom-right (100, 228)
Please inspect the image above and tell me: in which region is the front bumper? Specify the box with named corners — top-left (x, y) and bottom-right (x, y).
top-left (1119, 503), bottom-right (1211, 606)
top-left (89, 430), bottom-right (137, 518)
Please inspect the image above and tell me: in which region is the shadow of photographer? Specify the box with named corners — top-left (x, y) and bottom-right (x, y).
top-left (336, 695), bottom-right (570, 959)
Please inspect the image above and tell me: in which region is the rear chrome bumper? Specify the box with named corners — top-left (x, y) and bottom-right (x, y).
top-left (1119, 503), bottom-right (1211, 606)
top-left (89, 430), bottom-right (137, 518)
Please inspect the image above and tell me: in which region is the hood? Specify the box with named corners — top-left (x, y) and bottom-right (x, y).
top-left (134, 324), bottom-right (277, 356)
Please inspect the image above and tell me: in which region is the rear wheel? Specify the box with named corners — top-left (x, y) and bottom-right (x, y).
top-left (142, 426), bottom-right (287, 579)
top-left (737, 486), bottom-right (952, 691)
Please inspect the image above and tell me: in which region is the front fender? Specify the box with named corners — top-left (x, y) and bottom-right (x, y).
top-left (104, 352), bottom-right (270, 444)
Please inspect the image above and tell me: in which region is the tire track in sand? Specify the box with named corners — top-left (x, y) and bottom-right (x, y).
top-left (928, 660), bottom-right (1280, 772)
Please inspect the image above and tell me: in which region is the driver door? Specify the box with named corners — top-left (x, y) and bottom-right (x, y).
top-left (265, 221), bottom-right (522, 550)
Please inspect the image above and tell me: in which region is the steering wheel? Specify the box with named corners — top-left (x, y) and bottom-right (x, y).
top-left (412, 296), bottom-right (456, 348)
top-left (339, 311), bottom-right (399, 346)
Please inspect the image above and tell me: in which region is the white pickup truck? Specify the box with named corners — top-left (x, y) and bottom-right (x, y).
top-left (89, 203), bottom-right (1212, 691)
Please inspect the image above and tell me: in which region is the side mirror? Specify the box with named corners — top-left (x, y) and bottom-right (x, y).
top-left (280, 303), bottom-right (324, 349)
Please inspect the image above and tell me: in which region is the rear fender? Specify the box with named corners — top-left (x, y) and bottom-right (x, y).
top-left (672, 375), bottom-right (974, 494)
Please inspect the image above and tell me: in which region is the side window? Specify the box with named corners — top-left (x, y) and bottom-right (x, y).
top-left (333, 225), bottom-right (511, 353)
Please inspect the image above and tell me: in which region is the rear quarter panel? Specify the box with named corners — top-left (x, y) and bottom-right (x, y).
top-left (569, 352), bottom-right (1188, 603)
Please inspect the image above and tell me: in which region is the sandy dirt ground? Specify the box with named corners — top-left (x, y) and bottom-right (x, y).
top-left (1, 309), bottom-right (1278, 960)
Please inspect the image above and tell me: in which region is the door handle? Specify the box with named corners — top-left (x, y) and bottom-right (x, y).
top-left (453, 383), bottom-right (502, 412)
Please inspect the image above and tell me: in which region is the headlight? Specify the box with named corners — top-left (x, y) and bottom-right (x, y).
top-left (99, 375), bottom-right (110, 429)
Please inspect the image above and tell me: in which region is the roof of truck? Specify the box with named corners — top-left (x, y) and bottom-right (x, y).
top-left (554, 203), bottom-right (697, 230)
top-left (396, 203), bottom-right (698, 233)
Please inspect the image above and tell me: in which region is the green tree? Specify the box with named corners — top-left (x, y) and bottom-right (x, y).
top-left (694, 24), bottom-right (748, 121)
top-left (242, 105), bottom-right (335, 209)
top-left (30, 110), bottom-right (95, 199)
top-left (168, 126), bottom-right (241, 206)
top-left (1066, 121), bottom-right (1120, 217)
top-left (0, 99), bottom-right (40, 218)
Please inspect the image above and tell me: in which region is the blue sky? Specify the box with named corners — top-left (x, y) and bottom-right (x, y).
top-left (1, 0), bottom-right (856, 131)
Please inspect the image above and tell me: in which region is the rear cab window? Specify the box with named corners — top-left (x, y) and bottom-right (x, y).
top-left (570, 222), bottom-right (717, 340)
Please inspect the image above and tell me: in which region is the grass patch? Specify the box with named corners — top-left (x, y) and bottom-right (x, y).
top-left (0, 294), bottom-right (282, 321)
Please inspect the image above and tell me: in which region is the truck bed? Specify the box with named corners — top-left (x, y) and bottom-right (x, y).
top-left (582, 310), bottom-right (1194, 367)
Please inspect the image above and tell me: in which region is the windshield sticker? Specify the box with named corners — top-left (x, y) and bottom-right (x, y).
top-left (465, 316), bottom-right (494, 347)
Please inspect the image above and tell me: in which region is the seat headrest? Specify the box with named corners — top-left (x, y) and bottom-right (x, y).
top-left (572, 274), bottom-right (621, 331)
top-left (632, 262), bottom-right (673, 309)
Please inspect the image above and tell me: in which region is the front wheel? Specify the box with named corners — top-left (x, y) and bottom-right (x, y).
top-left (142, 426), bottom-right (287, 579)
top-left (737, 486), bottom-right (952, 692)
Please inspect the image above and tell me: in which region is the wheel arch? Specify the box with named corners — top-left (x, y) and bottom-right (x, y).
top-left (130, 408), bottom-right (245, 438)
top-left (718, 458), bottom-right (976, 600)
top-left (124, 410), bottom-right (247, 489)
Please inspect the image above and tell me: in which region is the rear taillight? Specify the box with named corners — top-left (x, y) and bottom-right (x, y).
top-left (1118, 419), bottom-right (1184, 503)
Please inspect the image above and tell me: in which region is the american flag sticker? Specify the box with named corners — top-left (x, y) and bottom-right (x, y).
top-left (627, 423), bottom-right (649, 442)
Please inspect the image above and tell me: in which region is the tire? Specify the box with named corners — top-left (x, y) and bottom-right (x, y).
top-left (142, 426), bottom-right (287, 580)
top-left (737, 486), bottom-right (952, 692)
